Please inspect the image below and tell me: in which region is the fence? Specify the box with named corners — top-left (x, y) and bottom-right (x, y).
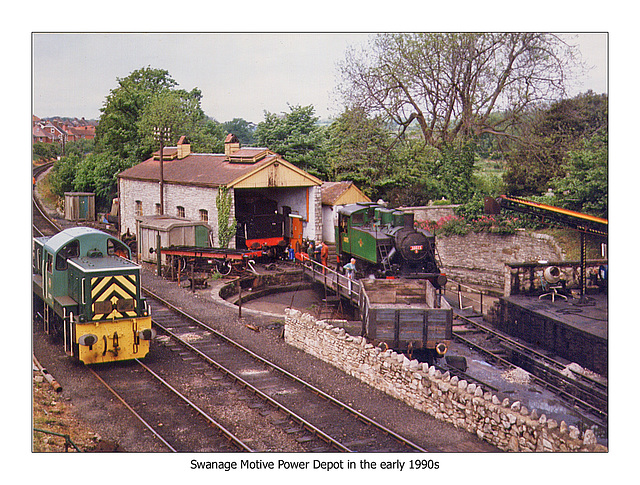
top-left (504, 260), bottom-right (608, 297)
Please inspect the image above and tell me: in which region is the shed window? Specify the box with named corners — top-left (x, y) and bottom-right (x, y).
top-left (177, 206), bottom-right (185, 218)
top-left (135, 200), bottom-right (143, 216)
top-left (155, 203), bottom-right (162, 215)
top-left (199, 209), bottom-right (208, 222)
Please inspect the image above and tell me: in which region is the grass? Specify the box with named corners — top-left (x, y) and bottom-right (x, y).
top-left (473, 158), bottom-right (507, 178)
top-left (32, 376), bottom-right (99, 452)
top-left (35, 172), bottom-right (63, 212)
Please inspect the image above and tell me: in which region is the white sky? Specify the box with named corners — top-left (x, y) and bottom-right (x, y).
top-left (31, 32), bottom-right (607, 124)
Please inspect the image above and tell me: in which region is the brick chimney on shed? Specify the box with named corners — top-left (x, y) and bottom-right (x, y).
top-left (224, 133), bottom-right (240, 156)
top-left (177, 135), bottom-right (191, 159)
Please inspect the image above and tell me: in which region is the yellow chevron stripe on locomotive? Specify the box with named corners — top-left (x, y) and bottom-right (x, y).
top-left (91, 274), bottom-right (138, 320)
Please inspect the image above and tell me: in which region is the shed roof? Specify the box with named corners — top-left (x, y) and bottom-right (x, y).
top-left (321, 181), bottom-right (371, 206)
top-left (118, 149), bottom-right (321, 188)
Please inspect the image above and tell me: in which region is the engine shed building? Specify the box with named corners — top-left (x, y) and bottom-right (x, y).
top-left (117, 135), bottom-right (323, 249)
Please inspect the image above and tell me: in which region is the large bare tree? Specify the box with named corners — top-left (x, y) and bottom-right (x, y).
top-left (338, 33), bottom-right (581, 147)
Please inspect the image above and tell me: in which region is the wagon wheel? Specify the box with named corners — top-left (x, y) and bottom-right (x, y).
top-left (216, 260), bottom-right (232, 276)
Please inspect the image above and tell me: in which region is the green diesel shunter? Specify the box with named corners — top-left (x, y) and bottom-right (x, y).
top-left (33, 227), bottom-right (153, 364)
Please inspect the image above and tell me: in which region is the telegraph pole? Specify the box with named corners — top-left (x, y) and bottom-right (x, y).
top-left (159, 135), bottom-right (164, 215)
top-left (155, 127), bottom-right (170, 215)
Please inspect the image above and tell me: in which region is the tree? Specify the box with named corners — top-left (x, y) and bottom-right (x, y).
top-left (95, 67), bottom-right (178, 160)
top-left (551, 131), bottom-right (608, 218)
top-left (324, 108), bottom-right (477, 206)
top-left (338, 33), bottom-right (579, 148)
top-left (137, 90), bottom-right (189, 152)
top-left (49, 155), bottom-right (81, 198)
top-left (324, 108), bottom-right (395, 189)
top-left (32, 142), bottom-right (61, 162)
top-left (504, 92), bottom-right (608, 195)
top-left (72, 153), bottom-right (134, 209)
top-left (222, 118), bottom-right (256, 146)
top-left (255, 105), bottom-right (327, 179)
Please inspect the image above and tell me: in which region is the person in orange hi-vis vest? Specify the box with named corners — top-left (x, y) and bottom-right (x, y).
top-left (320, 242), bottom-right (329, 274)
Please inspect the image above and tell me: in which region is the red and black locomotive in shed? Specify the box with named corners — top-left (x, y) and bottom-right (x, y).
top-left (235, 196), bottom-right (290, 259)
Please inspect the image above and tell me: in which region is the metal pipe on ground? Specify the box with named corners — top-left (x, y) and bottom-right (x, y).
top-left (33, 355), bottom-right (62, 392)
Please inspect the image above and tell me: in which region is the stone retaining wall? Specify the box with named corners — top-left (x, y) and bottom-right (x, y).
top-left (436, 231), bottom-right (564, 289)
top-left (284, 309), bottom-right (606, 452)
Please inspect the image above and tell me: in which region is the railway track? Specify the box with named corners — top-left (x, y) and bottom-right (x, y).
top-left (87, 360), bottom-right (252, 452)
top-left (31, 167), bottom-right (428, 452)
top-left (144, 289), bottom-right (430, 453)
top-left (452, 312), bottom-right (608, 430)
top-left (32, 162), bottom-right (58, 237)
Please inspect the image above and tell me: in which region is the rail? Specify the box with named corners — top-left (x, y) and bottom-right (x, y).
top-left (144, 288), bottom-right (429, 452)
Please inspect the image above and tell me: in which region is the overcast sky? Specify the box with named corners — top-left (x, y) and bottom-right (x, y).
top-left (32, 32), bottom-right (607, 124)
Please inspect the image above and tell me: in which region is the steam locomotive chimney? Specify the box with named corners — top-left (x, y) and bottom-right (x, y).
top-left (403, 212), bottom-right (415, 228)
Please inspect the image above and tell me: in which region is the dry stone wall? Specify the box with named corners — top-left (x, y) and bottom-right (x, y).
top-left (284, 309), bottom-right (606, 452)
top-left (436, 230), bottom-right (564, 289)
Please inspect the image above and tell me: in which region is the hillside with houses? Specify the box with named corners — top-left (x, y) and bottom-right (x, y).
top-left (32, 115), bottom-right (97, 144)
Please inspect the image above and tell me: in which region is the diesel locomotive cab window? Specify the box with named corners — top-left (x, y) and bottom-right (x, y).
top-left (352, 213), bottom-right (364, 226)
top-left (107, 239), bottom-right (129, 257)
top-left (56, 241), bottom-right (80, 270)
